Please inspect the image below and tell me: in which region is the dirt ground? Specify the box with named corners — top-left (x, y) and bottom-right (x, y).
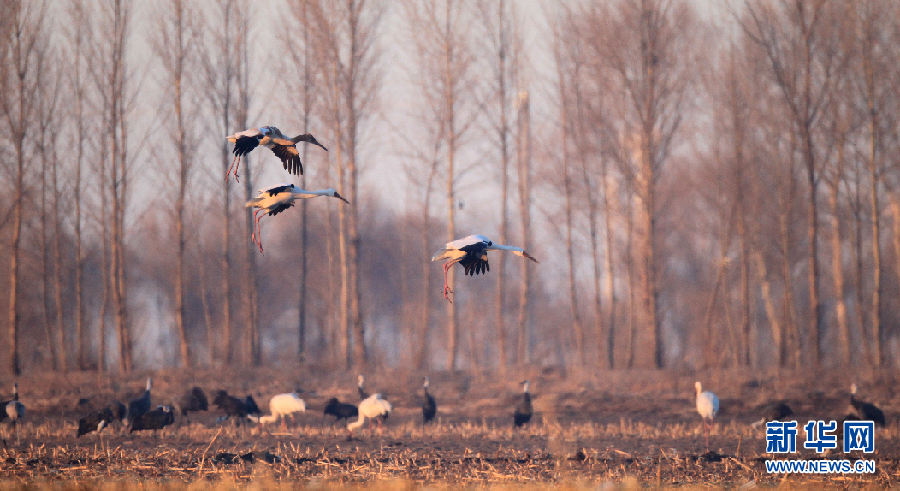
top-left (1, 366), bottom-right (899, 487)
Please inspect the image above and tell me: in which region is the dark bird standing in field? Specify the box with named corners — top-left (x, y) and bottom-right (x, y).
top-left (178, 387), bottom-right (209, 417)
top-left (130, 406), bottom-right (175, 433)
top-left (4, 383), bottom-right (25, 423)
top-left (513, 381), bottom-right (533, 428)
top-left (357, 375), bottom-right (369, 400)
top-left (225, 126), bottom-right (328, 182)
top-left (422, 377), bottom-right (437, 424)
top-left (3, 383), bottom-right (25, 443)
top-left (0, 383), bottom-right (20, 423)
top-left (432, 234), bottom-right (538, 302)
top-left (751, 401), bottom-right (794, 428)
top-left (324, 397), bottom-right (358, 425)
top-left (213, 390), bottom-right (261, 424)
top-left (126, 378), bottom-right (152, 424)
top-left (77, 407), bottom-right (115, 438)
top-left (244, 395), bottom-right (261, 417)
top-left (850, 384), bottom-right (886, 426)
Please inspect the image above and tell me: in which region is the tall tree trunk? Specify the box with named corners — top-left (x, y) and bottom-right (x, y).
top-left (753, 251), bottom-right (783, 367)
top-left (516, 91), bottom-right (532, 364)
top-left (41, 133), bottom-right (59, 370)
top-left (862, 38), bottom-right (882, 367)
top-left (801, 125), bottom-right (822, 368)
top-left (51, 128), bottom-right (66, 371)
top-left (561, 102), bottom-right (584, 367)
top-left (220, 143), bottom-right (232, 365)
top-left (297, 4), bottom-right (311, 363)
top-left (7, 130), bottom-right (22, 376)
top-left (601, 151), bottom-right (617, 369)
top-left (444, 2), bottom-right (458, 370)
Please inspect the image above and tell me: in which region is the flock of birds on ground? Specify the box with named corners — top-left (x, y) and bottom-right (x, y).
top-left (226, 126), bottom-right (538, 300)
top-left (0, 378), bottom-right (888, 451)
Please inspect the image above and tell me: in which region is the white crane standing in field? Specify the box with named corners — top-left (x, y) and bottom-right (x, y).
top-left (256, 392), bottom-right (306, 429)
top-left (225, 126), bottom-right (328, 182)
top-left (695, 381), bottom-right (719, 450)
top-left (347, 393), bottom-right (392, 438)
top-left (245, 184), bottom-right (349, 253)
top-left (431, 234), bottom-right (538, 302)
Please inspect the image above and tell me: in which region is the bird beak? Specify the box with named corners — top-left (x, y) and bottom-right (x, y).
top-left (335, 193), bottom-right (350, 204)
top-left (317, 142), bottom-right (329, 152)
top-left (524, 252), bottom-right (538, 263)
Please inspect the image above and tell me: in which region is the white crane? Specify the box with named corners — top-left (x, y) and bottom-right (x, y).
top-left (225, 126), bottom-right (328, 182)
top-left (431, 234), bottom-right (538, 302)
top-left (347, 393), bottom-right (392, 438)
top-left (256, 392), bottom-right (306, 429)
top-left (695, 381), bottom-right (719, 450)
top-left (245, 184), bottom-right (349, 253)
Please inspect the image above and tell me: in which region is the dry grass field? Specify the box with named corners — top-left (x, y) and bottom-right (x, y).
top-left (1, 366), bottom-right (898, 489)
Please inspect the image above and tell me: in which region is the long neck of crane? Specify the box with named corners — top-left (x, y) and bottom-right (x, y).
top-left (348, 411), bottom-right (365, 431)
top-left (292, 189), bottom-right (331, 199)
top-left (489, 244), bottom-right (524, 253)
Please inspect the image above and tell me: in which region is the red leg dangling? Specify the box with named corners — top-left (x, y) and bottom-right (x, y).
top-left (442, 263), bottom-right (454, 303)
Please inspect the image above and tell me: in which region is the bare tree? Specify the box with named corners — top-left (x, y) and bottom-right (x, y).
top-left (85, 0), bottom-right (136, 372)
top-left (199, 0), bottom-right (244, 365)
top-left (515, 90), bottom-right (532, 364)
top-left (151, 0), bottom-right (200, 367)
top-left (64, 0), bottom-right (91, 370)
top-left (1, 0), bottom-right (46, 375)
top-left (584, 0), bottom-right (700, 367)
top-left (36, 40), bottom-right (64, 370)
top-left (742, 0), bottom-right (843, 367)
top-left (305, 0), bottom-right (382, 369)
top-left (281, 0), bottom-right (324, 363)
top-left (403, 0), bottom-right (478, 370)
top-left (550, 13), bottom-right (585, 366)
top-left (852, 1), bottom-right (895, 367)
top-left (478, 0), bottom-right (522, 370)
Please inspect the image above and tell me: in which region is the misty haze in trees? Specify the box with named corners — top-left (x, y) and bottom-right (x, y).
top-left (2, 0), bottom-right (900, 374)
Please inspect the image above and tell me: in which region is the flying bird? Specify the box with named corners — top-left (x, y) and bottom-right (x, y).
top-left (695, 381), bottom-right (719, 449)
top-left (431, 234), bottom-right (538, 302)
top-left (245, 184), bottom-right (349, 253)
top-left (225, 126), bottom-right (328, 182)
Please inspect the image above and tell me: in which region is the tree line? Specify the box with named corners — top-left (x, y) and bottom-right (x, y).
top-left (2, 0), bottom-right (899, 375)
